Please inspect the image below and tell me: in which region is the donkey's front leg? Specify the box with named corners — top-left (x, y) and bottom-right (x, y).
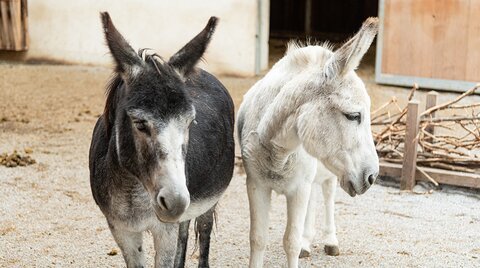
top-left (247, 176), bottom-right (272, 268)
top-left (174, 220), bottom-right (190, 268)
top-left (108, 223), bottom-right (145, 268)
top-left (284, 182), bottom-right (312, 268)
top-left (151, 222), bottom-right (179, 267)
top-left (196, 206), bottom-right (215, 268)
top-left (321, 177), bottom-right (339, 256)
top-left (300, 182), bottom-right (320, 258)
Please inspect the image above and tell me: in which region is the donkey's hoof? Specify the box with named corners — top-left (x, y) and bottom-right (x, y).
top-left (299, 249), bottom-right (311, 258)
top-left (324, 245), bottom-right (340, 256)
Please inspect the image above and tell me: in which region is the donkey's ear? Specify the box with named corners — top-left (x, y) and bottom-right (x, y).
top-left (326, 17), bottom-right (378, 78)
top-left (168, 17), bottom-right (218, 77)
top-left (100, 12), bottom-right (143, 76)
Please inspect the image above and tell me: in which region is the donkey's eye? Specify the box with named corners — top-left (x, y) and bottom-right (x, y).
top-left (133, 120), bottom-right (148, 132)
top-left (344, 112), bottom-right (361, 123)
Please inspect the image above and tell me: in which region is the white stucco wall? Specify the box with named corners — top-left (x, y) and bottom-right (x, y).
top-left (22, 0), bottom-right (268, 76)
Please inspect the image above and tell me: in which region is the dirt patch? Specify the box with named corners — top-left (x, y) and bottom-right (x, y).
top-left (0, 62), bottom-right (479, 267)
top-left (0, 148), bottom-right (36, 167)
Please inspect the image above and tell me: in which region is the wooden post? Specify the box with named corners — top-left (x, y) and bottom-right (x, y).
top-left (401, 100), bottom-right (420, 190)
top-left (0, 0), bottom-right (28, 51)
top-left (425, 91), bottom-right (438, 141)
top-left (21, 0), bottom-right (28, 49)
top-left (0, 1), bottom-right (11, 49)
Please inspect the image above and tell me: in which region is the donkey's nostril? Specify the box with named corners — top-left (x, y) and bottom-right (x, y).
top-left (367, 174), bottom-right (375, 185)
top-left (156, 193), bottom-right (169, 211)
top-left (159, 196), bottom-right (169, 210)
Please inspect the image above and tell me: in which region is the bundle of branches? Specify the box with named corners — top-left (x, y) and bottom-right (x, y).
top-left (371, 84), bottom-right (480, 174)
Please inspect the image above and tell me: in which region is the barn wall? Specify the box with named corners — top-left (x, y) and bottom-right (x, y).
top-left (4, 0), bottom-right (267, 76)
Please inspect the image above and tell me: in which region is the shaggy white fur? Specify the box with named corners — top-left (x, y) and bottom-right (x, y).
top-left (237, 18), bottom-right (380, 268)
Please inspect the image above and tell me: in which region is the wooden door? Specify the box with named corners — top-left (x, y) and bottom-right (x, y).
top-left (376, 0), bottom-right (480, 92)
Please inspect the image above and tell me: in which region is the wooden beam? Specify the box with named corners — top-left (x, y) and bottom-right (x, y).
top-left (0, 0), bottom-right (28, 51)
top-left (425, 91), bottom-right (438, 132)
top-left (21, 0), bottom-right (28, 49)
top-left (1, 1), bottom-right (11, 50)
top-left (424, 91), bottom-right (438, 152)
top-left (10, 0), bottom-right (22, 50)
top-left (401, 100), bottom-right (420, 190)
top-left (380, 162), bottom-right (480, 189)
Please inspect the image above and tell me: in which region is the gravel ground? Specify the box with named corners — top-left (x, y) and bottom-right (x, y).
top-left (1, 59), bottom-right (479, 267)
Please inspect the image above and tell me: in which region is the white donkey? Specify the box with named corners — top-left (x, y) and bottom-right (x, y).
top-left (237, 18), bottom-right (380, 267)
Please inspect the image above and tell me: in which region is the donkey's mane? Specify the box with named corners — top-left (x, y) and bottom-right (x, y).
top-left (103, 49), bottom-right (183, 137)
top-left (284, 40), bottom-right (334, 67)
top-left (286, 39), bottom-right (333, 54)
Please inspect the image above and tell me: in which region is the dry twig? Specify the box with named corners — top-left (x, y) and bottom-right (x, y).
top-left (372, 85), bottom-right (480, 175)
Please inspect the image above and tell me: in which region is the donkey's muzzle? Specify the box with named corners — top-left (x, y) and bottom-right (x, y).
top-left (352, 170), bottom-right (379, 196)
top-left (341, 169), bottom-right (378, 197)
top-left (154, 188), bottom-right (190, 223)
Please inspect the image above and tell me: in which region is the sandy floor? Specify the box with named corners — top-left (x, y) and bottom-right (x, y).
top-left (1, 48), bottom-right (480, 267)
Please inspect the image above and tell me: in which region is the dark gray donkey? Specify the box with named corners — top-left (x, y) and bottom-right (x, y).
top-left (89, 12), bottom-right (234, 268)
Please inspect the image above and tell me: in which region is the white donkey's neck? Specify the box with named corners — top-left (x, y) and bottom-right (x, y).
top-left (255, 72), bottom-right (309, 171)
top-left (252, 44), bottom-right (332, 171)
top-left (267, 113), bottom-right (302, 170)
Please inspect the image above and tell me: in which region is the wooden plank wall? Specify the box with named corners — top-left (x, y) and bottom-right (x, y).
top-left (382, 0), bottom-right (480, 82)
top-left (0, 0), bottom-right (28, 51)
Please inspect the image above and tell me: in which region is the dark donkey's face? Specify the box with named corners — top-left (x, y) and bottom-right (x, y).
top-left (101, 12), bottom-right (218, 222)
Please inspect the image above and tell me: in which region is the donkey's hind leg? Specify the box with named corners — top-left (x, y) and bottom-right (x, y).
top-left (321, 177), bottom-right (339, 256)
top-left (300, 182), bottom-right (320, 258)
top-left (108, 223), bottom-right (145, 268)
top-left (174, 220), bottom-right (191, 268)
top-left (195, 206), bottom-right (216, 268)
